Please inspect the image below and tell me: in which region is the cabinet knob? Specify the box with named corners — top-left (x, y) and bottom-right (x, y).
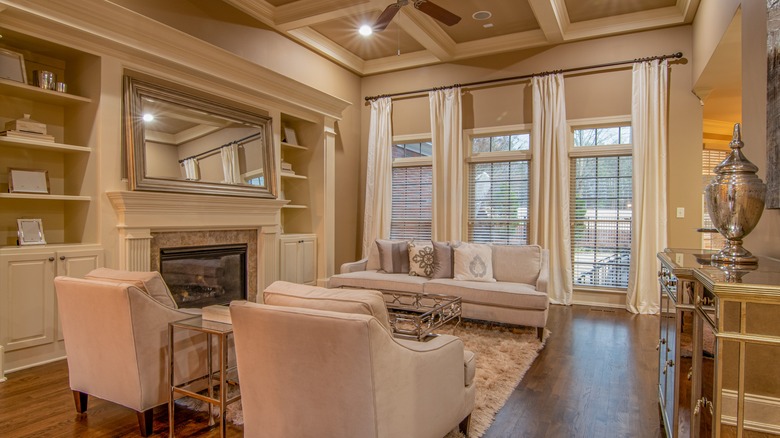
top-left (48, 257), bottom-right (55, 262)
top-left (60, 256), bottom-right (66, 261)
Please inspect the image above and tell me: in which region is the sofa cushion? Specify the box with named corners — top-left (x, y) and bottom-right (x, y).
top-left (328, 270), bottom-right (426, 294)
top-left (431, 241), bottom-right (454, 279)
top-left (263, 281), bottom-right (392, 332)
top-left (453, 243), bottom-right (495, 282)
top-left (84, 268), bottom-right (178, 309)
top-left (366, 240), bottom-right (381, 271)
top-left (376, 239), bottom-right (409, 274)
top-left (408, 240), bottom-right (434, 277)
top-left (492, 244), bottom-right (542, 286)
top-left (424, 278), bottom-right (548, 311)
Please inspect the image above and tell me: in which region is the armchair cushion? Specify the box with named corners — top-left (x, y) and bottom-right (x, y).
top-left (263, 281), bottom-right (392, 333)
top-left (84, 268), bottom-right (178, 309)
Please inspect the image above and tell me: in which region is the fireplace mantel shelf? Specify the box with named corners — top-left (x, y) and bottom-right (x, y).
top-left (107, 190), bottom-right (287, 230)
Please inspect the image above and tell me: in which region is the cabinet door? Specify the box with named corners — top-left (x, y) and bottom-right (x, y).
top-left (279, 239), bottom-right (300, 283)
top-left (55, 248), bottom-right (104, 340)
top-left (0, 252), bottom-right (56, 352)
top-left (299, 237), bottom-right (316, 285)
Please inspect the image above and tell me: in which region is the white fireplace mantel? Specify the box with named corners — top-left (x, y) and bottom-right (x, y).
top-left (107, 190), bottom-right (285, 288)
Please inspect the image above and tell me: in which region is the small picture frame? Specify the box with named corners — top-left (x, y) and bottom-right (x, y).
top-left (283, 126), bottom-right (298, 145)
top-left (17, 219), bottom-right (46, 246)
top-left (8, 168), bottom-right (50, 194)
top-left (0, 48), bottom-right (27, 84)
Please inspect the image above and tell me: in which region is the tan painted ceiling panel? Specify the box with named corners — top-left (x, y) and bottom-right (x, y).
top-left (564, 0), bottom-right (677, 23)
top-left (432, 0), bottom-right (540, 43)
top-left (310, 12), bottom-right (426, 60)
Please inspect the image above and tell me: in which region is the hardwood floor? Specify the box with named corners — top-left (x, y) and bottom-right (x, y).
top-left (0, 304), bottom-right (662, 437)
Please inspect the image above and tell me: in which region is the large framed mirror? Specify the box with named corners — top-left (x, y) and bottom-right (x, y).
top-left (123, 76), bottom-right (277, 198)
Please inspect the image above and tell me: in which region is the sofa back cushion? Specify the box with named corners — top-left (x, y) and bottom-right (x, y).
top-left (375, 239), bottom-right (409, 274)
top-left (263, 281), bottom-right (392, 332)
top-left (491, 244), bottom-right (542, 286)
top-left (84, 267), bottom-right (178, 309)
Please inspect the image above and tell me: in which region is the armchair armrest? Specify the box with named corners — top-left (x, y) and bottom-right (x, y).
top-left (536, 249), bottom-right (549, 294)
top-left (340, 258), bottom-right (368, 274)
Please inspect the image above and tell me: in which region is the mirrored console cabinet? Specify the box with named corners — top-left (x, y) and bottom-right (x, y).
top-left (658, 248), bottom-right (780, 438)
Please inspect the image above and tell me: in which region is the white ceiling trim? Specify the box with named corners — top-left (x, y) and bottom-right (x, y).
top-left (362, 50), bottom-right (442, 75)
top-left (275, 1), bottom-right (378, 31)
top-left (527, 0), bottom-right (564, 42)
top-left (454, 30), bottom-right (549, 60)
top-left (221, 0), bottom-right (276, 27)
top-left (397, 8), bottom-right (456, 61)
top-left (563, 6), bottom-right (686, 41)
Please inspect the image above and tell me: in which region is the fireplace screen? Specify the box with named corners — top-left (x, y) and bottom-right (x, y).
top-left (160, 244), bottom-right (247, 308)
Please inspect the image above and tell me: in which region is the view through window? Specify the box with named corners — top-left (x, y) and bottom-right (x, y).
top-left (390, 141), bottom-right (432, 240)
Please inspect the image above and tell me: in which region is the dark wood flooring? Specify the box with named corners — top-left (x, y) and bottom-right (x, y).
top-left (0, 304), bottom-right (662, 437)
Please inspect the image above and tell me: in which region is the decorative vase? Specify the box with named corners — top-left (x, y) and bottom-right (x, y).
top-left (704, 123), bottom-right (766, 264)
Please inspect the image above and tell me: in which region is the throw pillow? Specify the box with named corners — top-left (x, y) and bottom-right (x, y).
top-left (376, 239), bottom-right (409, 273)
top-left (453, 243), bottom-right (496, 282)
top-left (408, 240), bottom-right (435, 277)
top-left (431, 241), bottom-right (454, 279)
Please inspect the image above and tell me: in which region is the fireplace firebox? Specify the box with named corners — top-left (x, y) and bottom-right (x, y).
top-left (160, 244), bottom-right (247, 308)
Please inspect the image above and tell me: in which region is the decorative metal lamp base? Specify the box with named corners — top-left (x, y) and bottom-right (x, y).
top-left (711, 240), bottom-right (758, 265)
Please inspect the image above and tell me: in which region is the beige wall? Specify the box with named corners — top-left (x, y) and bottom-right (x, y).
top-left (360, 25), bottom-right (702, 250)
top-left (693, 1), bottom-right (777, 258)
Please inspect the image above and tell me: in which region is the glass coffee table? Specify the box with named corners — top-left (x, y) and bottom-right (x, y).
top-left (382, 291), bottom-right (462, 341)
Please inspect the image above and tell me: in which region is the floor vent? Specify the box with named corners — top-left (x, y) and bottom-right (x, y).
top-left (589, 307), bottom-right (618, 313)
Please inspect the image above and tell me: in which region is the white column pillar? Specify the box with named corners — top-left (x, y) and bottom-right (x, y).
top-left (119, 228), bottom-right (152, 271)
top-left (321, 120), bottom-right (337, 282)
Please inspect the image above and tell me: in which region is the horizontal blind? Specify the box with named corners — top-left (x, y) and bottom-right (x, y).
top-left (468, 160), bottom-right (529, 245)
top-left (390, 166), bottom-right (432, 240)
top-left (570, 155), bottom-right (632, 288)
top-left (701, 149), bottom-right (729, 250)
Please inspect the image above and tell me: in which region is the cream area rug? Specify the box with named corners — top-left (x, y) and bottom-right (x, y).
top-left (177, 321), bottom-right (547, 438)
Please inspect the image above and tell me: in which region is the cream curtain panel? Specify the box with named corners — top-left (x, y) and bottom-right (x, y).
top-left (220, 143), bottom-right (241, 184)
top-left (182, 157), bottom-right (200, 181)
top-left (429, 87), bottom-right (463, 242)
top-left (530, 74), bottom-right (573, 305)
top-left (362, 97), bottom-right (393, 258)
top-left (627, 59), bottom-right (668, 314)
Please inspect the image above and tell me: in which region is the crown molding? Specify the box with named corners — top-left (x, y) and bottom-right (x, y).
top-left (563, 6), bottom-right (685, 41)
top-left (362, 50), bottom-right (442, 76)
top-left (455, 30), bottom-right (549, 60)
top-left (0, 0), bottom-right (351, 119)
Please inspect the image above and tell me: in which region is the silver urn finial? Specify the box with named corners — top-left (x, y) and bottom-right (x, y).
top-left (704, 123), bottom-right (766, 264)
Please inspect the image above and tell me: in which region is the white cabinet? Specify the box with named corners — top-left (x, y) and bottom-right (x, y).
top-left (279, 234), bottom-right (316, 285)
top-left (0, 245), bottom-right (103, 371)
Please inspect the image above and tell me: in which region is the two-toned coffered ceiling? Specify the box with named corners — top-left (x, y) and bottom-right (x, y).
top-left (223, 0), bottom-right (700, 76)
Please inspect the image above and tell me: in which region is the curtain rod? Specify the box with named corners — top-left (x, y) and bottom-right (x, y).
top-left (178, 131), bottom-right (262, 164)
top-left (364, 51), bottom-right (683, 102)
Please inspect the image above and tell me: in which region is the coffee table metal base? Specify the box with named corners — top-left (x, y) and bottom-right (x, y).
top-left (383, 292), bottom-right (462, 341)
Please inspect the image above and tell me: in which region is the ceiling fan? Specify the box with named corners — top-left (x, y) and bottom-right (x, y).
top-left (373, 0), bottom-right (461, 32)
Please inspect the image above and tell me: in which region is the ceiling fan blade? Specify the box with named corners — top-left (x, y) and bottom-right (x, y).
top-left (414, 0), bottom-right (461, 26)
top-left (374, 4), bottom-right (402, 32)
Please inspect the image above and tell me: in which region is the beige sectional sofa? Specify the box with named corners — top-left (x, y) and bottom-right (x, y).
top-left (327, 243), bottom-right (550, 339)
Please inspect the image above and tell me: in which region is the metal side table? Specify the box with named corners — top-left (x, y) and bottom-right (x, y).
top-left (168, 316), bottom-right (239, 437)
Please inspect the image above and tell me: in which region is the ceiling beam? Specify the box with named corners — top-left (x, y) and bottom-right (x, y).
top-left (527, 0), bottom-right (565, 43)
top-left (455, 30), bottom-right (549, 61)
top-left (287, 27), bottom-right (366, 74)
top-left (396, 7), bottom-right (456, 61)
top-left (677, 0), bottom-right (701, 22)
top-left (221, 0), bottom-right (276, 27)
top-left (275, 0), bottom-right (379, 32)
top-left (563, 6), bottom-right (686, 41)
top-left (362, 49), bottom-right (443, 76)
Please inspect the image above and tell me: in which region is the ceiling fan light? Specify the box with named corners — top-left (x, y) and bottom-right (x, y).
top-left (472, 10), bottom-right (492, 20)
top-left (359, 24), bottom-right (373, 36)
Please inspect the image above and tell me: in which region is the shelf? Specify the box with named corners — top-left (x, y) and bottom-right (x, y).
top-left (0, 136), bottom-right (91, 153)
top-left (281, 141), bottom-right (308, 151)
top-left (0, 78), bottom-right (92, 105)
top-left (281, 173), bottom-right (307, 180)
top-left (0, 193), bottom-right (91, 201)
top-left (282, 204), bottom-right (308, 209)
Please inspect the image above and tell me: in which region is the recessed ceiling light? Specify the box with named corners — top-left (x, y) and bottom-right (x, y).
top-left (359, 24), bottom-right (373, 36)
top-left (142, 113), bottom-right (154, 122)
top-left (472, 11), bottom-right (492, 20)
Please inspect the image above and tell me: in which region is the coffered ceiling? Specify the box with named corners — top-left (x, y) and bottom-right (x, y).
top-left (223, 0), bottom-right (700, 76)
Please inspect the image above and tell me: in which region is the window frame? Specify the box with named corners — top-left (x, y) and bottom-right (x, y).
top-left (389, 134), bottom-right (433, 240)
top-left (568, 116), bottom-right (633, 293)
top-left (464, 124), bottom-right (532, 245)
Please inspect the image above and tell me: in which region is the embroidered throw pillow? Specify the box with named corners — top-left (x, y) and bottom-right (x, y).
top-left (376, 239), bottom-right (410, 273)
top-left (408, 240), bottom-right (435, 277)
top-left (431, 241), bottom-right (454, 279)
top-left (453, 243), bottom-right (496, 282)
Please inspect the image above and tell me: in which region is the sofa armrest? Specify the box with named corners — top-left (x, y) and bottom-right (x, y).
top-left (340, 258), bottom-right (368, 274)
top-left (536, 249), bottom-right (549, 294)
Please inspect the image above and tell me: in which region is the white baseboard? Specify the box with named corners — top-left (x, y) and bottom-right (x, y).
top-left (0, 346), bottom-right (6, 383)
top-left (721, 389), bottom-right (780, 433)
top-left (6, 355), bottom-right (67, 374)
top-left (571, 289), bottom-right (627, 309)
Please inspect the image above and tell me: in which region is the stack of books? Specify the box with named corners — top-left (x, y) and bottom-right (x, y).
top-left (0, 130), bottom-right (55, 142)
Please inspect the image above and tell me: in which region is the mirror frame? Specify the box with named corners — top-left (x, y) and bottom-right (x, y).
top-left (123, 76), bottom-right (277, 198)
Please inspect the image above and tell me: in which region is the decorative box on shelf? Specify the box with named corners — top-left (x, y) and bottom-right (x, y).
top-left (1, 130), bottom-right (55, 142)
top-left (5, 114), bottom-right (47, 135)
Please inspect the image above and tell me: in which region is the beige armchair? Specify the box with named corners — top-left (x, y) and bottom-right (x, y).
top-left (230, 299), bottom-right (476, 438)
top-left (54, 274), bottom-right (209, 436)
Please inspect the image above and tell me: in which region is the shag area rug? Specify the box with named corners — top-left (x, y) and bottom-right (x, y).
top-left (177, 321), bottom-right (547, 438)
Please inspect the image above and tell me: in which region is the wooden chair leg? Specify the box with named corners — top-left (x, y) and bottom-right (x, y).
top-left (459, 413), bottom-right (471, 437)
top-left (72, 391), bottom-right (88, 413)
top-left (136, 408), bottom-right (154, 437)
top-left (537, 327), bottom-right (544, 341)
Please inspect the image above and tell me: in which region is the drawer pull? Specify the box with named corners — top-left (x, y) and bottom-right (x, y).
top-left (48, 257), bottom-right (55, 262)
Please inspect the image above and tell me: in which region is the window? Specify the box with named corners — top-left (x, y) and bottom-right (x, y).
top-left (701, 149), bottom-right (728, 250)
top-left (467, 131), bottom-right (530, 245)
top-left (390, 140), bottom-right (432, 240)
top-left (570, 123), bottom-right (632, 289)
